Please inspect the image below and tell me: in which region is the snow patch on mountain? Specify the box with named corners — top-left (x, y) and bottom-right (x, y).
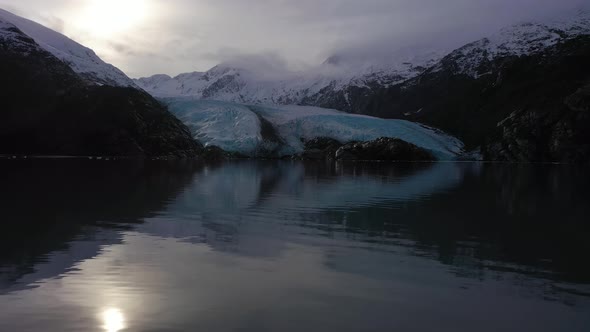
top-left (163, 99), bottom-right (464, 159)
top-left (0, 16), bottom-right (14, 31)
top-left (0, 8), bottom-right (136, 87)
top-left (0, 17), bottom-right (38, 52)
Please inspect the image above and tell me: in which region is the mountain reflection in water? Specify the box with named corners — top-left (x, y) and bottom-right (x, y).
top-left (0, 160), bottom-right (588, 332)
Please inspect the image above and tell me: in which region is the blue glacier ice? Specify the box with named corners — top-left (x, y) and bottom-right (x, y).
top-left (163, 98), bottom-right (464, 160)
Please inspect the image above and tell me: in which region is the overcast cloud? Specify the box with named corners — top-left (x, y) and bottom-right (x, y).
top-left (1, 0), bottom-right (587, 77)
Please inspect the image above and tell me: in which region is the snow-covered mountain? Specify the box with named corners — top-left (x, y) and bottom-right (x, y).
top-left (136, 10), bottom-right (590, 110)
top-left (439, 10), bottom-right (590, 78)
top-left (360, 11), bottom-right (590, 162)
top-left (1, 10), bottom-right (201, 157)
top-left (0, 8), bottom-right (136, 87)
top-left (163, 99), bottom-right (464, 160)
top-left (135, 50), bottom-right (442, 106)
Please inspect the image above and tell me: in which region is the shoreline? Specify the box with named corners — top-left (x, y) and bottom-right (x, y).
top-left (0, 155), bottom-right (572, 165)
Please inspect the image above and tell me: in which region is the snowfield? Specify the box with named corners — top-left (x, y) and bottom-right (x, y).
top-left (163, 99), bottom-right (464, 160)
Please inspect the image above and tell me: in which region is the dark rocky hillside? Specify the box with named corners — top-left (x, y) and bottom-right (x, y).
top-left (0, 24), bottom-right (202, 157)
top-left (362, 36), bottom-right (590, 162)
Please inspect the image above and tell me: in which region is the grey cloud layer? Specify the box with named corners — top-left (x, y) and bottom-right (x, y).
top-left (1, 0), bottom-right (587, 77)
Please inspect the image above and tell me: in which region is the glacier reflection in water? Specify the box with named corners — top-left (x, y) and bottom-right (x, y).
top-left (0, 160), bottom-right (589, 332)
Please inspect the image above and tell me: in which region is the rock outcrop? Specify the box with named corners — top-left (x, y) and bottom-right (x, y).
top-left (482, 81), bottom-right (590, 162)
top-left (334, 138), bottom-right (435, 161)
top-left (298, 137), bottom-right (343, 160)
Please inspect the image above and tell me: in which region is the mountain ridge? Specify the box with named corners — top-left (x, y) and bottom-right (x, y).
top-left (0, 10), bottom-right (201, 157)
top-left (0, 8), bottom-right (137, 87)
top-left (135, 10), bottom-right (590, 112)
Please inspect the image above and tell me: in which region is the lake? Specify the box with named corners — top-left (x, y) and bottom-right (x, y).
top-left (0, 159), bottom-right (589, 332)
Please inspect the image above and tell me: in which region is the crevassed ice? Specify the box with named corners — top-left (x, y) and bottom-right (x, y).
top-left (165, 99), bottom-right (263, 156)
top-left (164, 98), bottom-right (464, 160)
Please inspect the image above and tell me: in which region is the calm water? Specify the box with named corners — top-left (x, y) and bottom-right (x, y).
top-left (0, 160), bottom-right (589, 332)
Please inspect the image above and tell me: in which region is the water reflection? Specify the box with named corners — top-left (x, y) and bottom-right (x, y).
top-left (0, 159), bottom-right (203, 293)
top-left (101, 308), bottom-right (125, 332)
top-left (0, 160), bottom-right (589, 332)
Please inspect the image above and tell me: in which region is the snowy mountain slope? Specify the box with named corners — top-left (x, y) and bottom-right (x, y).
top-left (135, 50), bottom-right (442, 106)
top-left (0, 17), bottom-right (43, 53)
top-left (0, 8), bottom-right (136, 87)
top-left (440, 10), bottom-right (590, 77)
top-left (1, 13), bottom-right (202, 157)
top-left (137, 10), bottom-right (590, 111)
top-left (163, 99), bottom-right (464, 160)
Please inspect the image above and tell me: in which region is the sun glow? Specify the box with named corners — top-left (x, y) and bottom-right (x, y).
top-left (101, 307), bottom-right (126, 332)
top-left (75, 0), bottom-right (150, 38)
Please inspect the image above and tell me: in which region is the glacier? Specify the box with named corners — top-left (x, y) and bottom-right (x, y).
top-left (165, 99), bottom-right (266, 156)
top-left (163, 99), bottom-right (464, 160)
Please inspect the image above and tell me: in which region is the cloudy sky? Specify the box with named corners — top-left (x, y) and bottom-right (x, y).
top-left (1, 0), bottom-right (587, 77)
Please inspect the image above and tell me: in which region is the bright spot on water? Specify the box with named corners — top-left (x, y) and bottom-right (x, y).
top-left (101, 308), bottom-right (126, 332)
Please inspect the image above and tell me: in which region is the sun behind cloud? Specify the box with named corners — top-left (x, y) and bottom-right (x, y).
top-left (73, 0), bottom-right (151, 38)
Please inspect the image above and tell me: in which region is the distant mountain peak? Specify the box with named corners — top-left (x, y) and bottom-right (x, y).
top-left (323, 55), bottom-right (344, 66)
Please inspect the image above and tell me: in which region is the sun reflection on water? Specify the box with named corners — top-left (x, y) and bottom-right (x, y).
top-left (101, 308), bottom-right (126, 332)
